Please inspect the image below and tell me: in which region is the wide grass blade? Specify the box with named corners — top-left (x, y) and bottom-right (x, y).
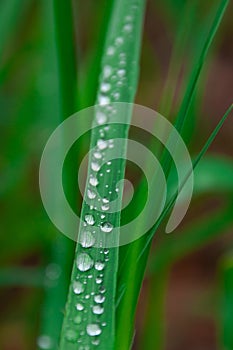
top-left (59, 1), bottom-right (146, 349)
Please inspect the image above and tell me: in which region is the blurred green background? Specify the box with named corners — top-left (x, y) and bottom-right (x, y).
top-left (0, 0), bottom-right (232, 349)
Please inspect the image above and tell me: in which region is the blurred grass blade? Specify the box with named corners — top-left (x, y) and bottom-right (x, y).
top-left (38, 1), bottom-right (77, 349)
top-left (142, 104), bottom-right (233, 257)
top-left (161, 0), bottom-right (229, 177)
top-left (60, 1), bottom-right (146, 349)
top-left (0, 267), bottom-right (44, 287)
top-left (219, 254), bottom-right (233, 350)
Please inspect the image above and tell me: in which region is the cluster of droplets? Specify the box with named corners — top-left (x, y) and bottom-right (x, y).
top-left (63, 4), bottom-right (139, 348)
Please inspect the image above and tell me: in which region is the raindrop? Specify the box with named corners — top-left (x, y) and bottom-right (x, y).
top-left (91, 162), bottom-right (101, 172)
top-left (100, 83), bottom-right (111, 93)
top-left (107, 46), bottom-right (115, 56)
top-left (73, 315), bottom-right (82, 324)
top-left (86, 324), bottom-right (102, 337)
top-left (95, 261), bottom-right (105, 271)
top-left (103, 65), bottom-right (112, 78)
top-left (76, 303), bottom-right (84, 311)
top-left (94, 295), bottom-right (105, 304)
top-left (73, 281), bottom-right (84, 294)
top-left (115, 37), bottom-right (124, 45)
top-left (87, 189), bottom-right (96, 199)
top-left (117, 69), bottom-right (126, 77)
top-left (96, 277), bottom-right (102, 284)
top-left (84, 214), bottom-right (95, 225)
top-left (98, 95), bottom-right (110, 105)
top-left (123, 23), bottom-right (133, 32)
top-left (100, 222), bottom-right (113, 233)
top-left (97, 139), bottom-right (108, 150)
top-left (96, 111), bottom-right (107, 125)
top-left (89, 177), bottom-right (99, 187)
top-left (92, 305), bottom-right (104, 315)
top-left (101, 204), bottom-right (110, 211)
top-left (93, 151), bottom-right (102, 160)
top-left (65, 329), bottom-right (77, 342)
top-left (79, 231), bottom-right (95, 248)
top-left (102, 198), bottom-right (109, 204)
top-left (76, 253), bottom-right (94, 272)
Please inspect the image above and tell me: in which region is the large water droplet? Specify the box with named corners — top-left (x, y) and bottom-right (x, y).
top-left (97, 139), bottom-right (108, 150)
top-left (100, 222), bottom-right (113, 233)
top-left (94, 295), bottom-right (105, 304)
top-left (89, 177), bottom-right (99, 187)
top-left (94, 261), bottom-right (105, 271)
top-left (87, 189), bottom-right (96, 199)
top-left (79, 231), bottom-right (95, 248)
top-left (92, 305), bottom-right (104, 315)
top-left (76, 253), bottom-right (94, 272)
top-left (73, 281), bottom-right (84, 294)
top-left (84, 214), bottom-right (95, 225)
top-left (86, 324), bottom-right (102, 336)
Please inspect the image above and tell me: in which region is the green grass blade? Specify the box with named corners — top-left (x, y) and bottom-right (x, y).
top-left (38, 1), bottom-right (77, 348)
top-left (219, 253), bottom-right (233, 350)
top-left (59, 1), bottom-right (146, 349)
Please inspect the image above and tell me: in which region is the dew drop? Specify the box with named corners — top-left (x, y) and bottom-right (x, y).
top-left (94, 294), bottom-right (105, 304)
top-left (87, 189), bottom-right (96, 199)
top-left (79, 231), bottom-right (95, 248)
top-left (115, 37), bottom-right (124, 45)
top-left (117, 69), bottom-right (126, 77)
top-left (92, 305), bottom-right (104, 315)
top-left (97, 139), bottom-right (108, 150)
top-left (89, 177), bottom-right (99, 187)
top-left (103, 65), bottom-right (112, 78)
top-left (95, 261), bottom-right (105, 271)
top-left (65, 329), bottom-right (77, 342)
top-left (96, 111), bottom-right (107, 125)
top-left (93, 151), bottom-right (102, 160)
top-left (98, 95), bottom-right (110, 106)
top-left (123, 23), bottom-right (133, 32)
top-left (73, 281), bottom-right (84, 294)
top-left (84, 214), bottom-right (95, 225)
top-left (76, 253), bottom-right (94, 272)
top-left (76, 303), bottom-right (84, 311)
top-left (107, 46), bottom-right (115, 56)
top-left (73, 315), bottom-right (82, 324)
top-left (102, 198), bottom-right (109, 204)
top-left (91, 162), bottom-right (101, 172)
top-left (96, 277), bottom-right (102, 284)
top-left (100, 222), bottom-right (113, 233)
top-left (86, 324), bottom-right (102, 337)
top-left (100, 83), bottom-right (111, 93)
top-left (101, 204), bottom-right (110, 211)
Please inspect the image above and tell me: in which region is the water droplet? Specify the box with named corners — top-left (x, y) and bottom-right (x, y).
top-left (79, 231), bottom-right (95, 248)
top-left (94, 295), bottom-right (105, 304)
top-left (87, 189), bottom-right (96, 199)
top-left (73, 315), bottom-right (82, 324)
top-left (100, 222), bottom-right (113, 233)
top-left (101, 204), bottom-right (110, 211)
top-left (65, 329), bottom-right (77, 342)
top-left (103, 65), bottom-right (112, 78)
top-left (76, 253), bottom-right (94, 272)
top-left (76, 303), bottom-right (84, 311)
top-left (98, 95), bottom-right (110, 106)
top-left (123, 23), bottom-right (133, 32)
top-left (100, 83), bottom-right (111, 93)
top-left (96, 277), bottom-right (102, 284)
top-left (73, 281), bottom-right (84, 294)
top-left (99, 286), bottom-right (106, 294)
top-left (92, 305), bottom-right (104, 315)
top-left (92, 339), bottom-right (100, 346)
top-left (84, 214), bottom-right (95, 225)
top-left (86, 324), bottom-right (102, 337)
top-left (95, 261), bottom-right (105, 271)
top-left (96, 111), bottom-right (107, 125)
top-left (91, 162), bottom-right (101, 172)
top-left (115, 37), bottom-right (124, 45)
top-left (107, 46), bottom-right (115, 56)
top-left (102, 198), bottom-right (109, 204)
top-left (37, 335), bottom-right (53, 349)
top-left (97, 139), bottom-right (108, 150)
top-left (89, 177), bottom-right (99, 187)
top-left (93, 151), bottom-right (102, 159)
top-left (117, 69), bottom-right (126, 77)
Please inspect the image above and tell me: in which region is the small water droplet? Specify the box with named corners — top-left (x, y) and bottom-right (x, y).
top-left (94, 295), bottom-right (105, 304)
top-left (95, 261), bottom-right (105, 271)
top-left (89, 177), bottom-right (99, 187)
top-left (73, 315), bottom-right (82, 324)
top-left (84, 214), bottom-right (95, 225)
top-left (76, 253), bottom-right (94, 272)
top-left (76, 303), bottom-right (84, 311)
top-left (102, 198), bottom-right (109, 204)
top-left (99, 286), bottom-right (106, 294)
top-left (98, 95), bottom-right (110, 106)
top-left (123, 23), bottom-right (133, 32)
top-left (117, 69), bottom-right (126, 77)
top-left (73, 281), bottom-right (84, 294)
top-left (107, 46), bottom-right (115, 56)
top-left (91, 162), bottom-right (101, 172)
top-left (96, 110), bottom-right (107, 125)
top-left (103, 65), bottom-right (112, 78)
top-left (100, 222), bottom-right (113, 233)
top-left (65, 329), bottom-right (77, 342)
top-left (101, 203), bottom-right (110, 211)
top-left (93, 151), bottom-right (102, 159)
top-left (87, 189), bottom-right (96, 199)
top-left (92, 339), bottom-right (100, 346)
top-left (97, 139), bottom-right (108, 150)
top-left (86, 324), bottom-right (102, 337)
top-left (115, 37), bottom-right (124, 45)
top-left (96, 277), bottom-right (102, 284)
top-left (92, 305), bottom-right (104, 315)
top-left (100, 83), bottom-right (111, 93)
